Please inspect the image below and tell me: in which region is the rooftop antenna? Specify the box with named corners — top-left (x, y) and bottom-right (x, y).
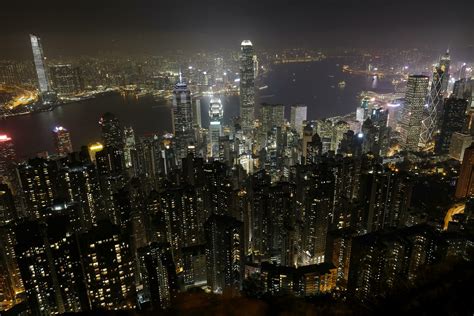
top-left (179, 68), bottom-right (183, 84)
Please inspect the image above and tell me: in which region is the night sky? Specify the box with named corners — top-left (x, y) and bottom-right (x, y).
top-left (1, 0), bottom-right (474, 58)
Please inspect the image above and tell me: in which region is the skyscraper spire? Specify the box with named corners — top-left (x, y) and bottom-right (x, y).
top-left (179, 68), bottom-right (183, 84)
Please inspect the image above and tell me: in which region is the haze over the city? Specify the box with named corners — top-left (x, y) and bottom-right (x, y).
top-left (1, 0), bottom-right (474, 58)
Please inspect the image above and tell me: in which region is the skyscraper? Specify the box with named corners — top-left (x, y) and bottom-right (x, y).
top-left (261, 103), bottom-right (285, 133)
top-left (123, 127), bottom-right (136, 169)
top-left (455, 143), bottom-right (474, 199)
top-left (137, 242), bottom-right (178, 309)
top-left (290, 104), bottom-right (307, 137)
top-left (0, 135), bottom-right (16, 185)
top-left (79, 221), bottom-right (135, 310)
top-left (29, 34), bottom-right (52, 94)
top-left (435, 98), bottom-right (468, 154)
top-left (99, 112), bottom-right (124, 150)
top-left (204, 214), bottom-right (244, 294)
top-left (52, 126), bottom-right (73, 157)
top-left (209, 97), bottom-right (223, 158)
top-left (399, 75), bottom-right (429, 151)
top-left (239, 40), bottom-right (256, 136)
top-left (172, 77), bottom-right (194, 162)
top-left (421, 51), bottom-right (451, 145)
top-left (49, 64), bottom-right (82, 95)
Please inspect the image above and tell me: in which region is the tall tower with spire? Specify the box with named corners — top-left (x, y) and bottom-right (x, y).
top-left (239, 40), bottom-right (256, 137)
top-left (172, 73), bottom-right (194, 163)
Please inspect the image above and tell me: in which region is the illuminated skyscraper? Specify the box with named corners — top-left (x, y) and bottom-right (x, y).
top-left (261, 103), bottom-right (285, 132)
top-left (172, 77), bottom-right (195, 162)
top-left (50, 64), bottom-right (82, 95)
top-left (214, 57), bottom-right (224, 83)
top-left (29, 34), bottom-right (52, 94)
top-left (421, 50), bottom-right (451, 145)
top-left (209, 97), bottom-right (223, 158)
top-left (79, 221), bottom-right (135, 310)
top-left (52, 126), bottom-right (73, 157)
top-left (290, 104), bottom-right (307, 137)
top-left (399, 75), bottom-right (429, 151)
top-left (137, 242), bottom-right (178, 309)
top-left (204, 214), bottom-right (244, 293)
top-left (18, 158), bottom-right (59, 218)
top-left (435, 98), bottom-right (468, 154)
top-left (123, 127), bottom-right (136, 168)
top-left (239, 40), bottom-right (256, 136)
top-left (0, 134), bottom-right (16, 185)
top-left (99, 112), bottom-right (124, 150)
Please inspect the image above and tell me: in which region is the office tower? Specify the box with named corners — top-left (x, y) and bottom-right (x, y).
top-left (204, 214), bottom-right (244, 294)
top-left (239, 40), bottom-right (256, 136)
top-left (421, 51), bottom-right (451, 145)
top-left (449, 132), bottom-right (474, 161)
top-left (17, 158), bottom-right (60, 218)
top-left (435, 98), bottom-right (468, 154)
top-left (172, 78), bottom-right (195, 162)
top-left (455, 144), bottom-right (474, 199)
top-left (137, 242), bottom-right (178, 309)
top-left (214, 57), bottom-right (224, 83)
top-left (99, 112), bottom-right (124, 150)
top-left (79, 221), bottom-right (135, 310)
top-left (0, 134), bottom-right (16, 186)
top-left (49, 64), bottom-right (82, 95)
top-left (29, 34), bottom-right (51, 94)
top-left (209, 97), bottom-right (223, 158)
top-left (193, 99), bottom-right (202, 129)
top-left (290, 104), bottom-right (307, 137)
top-left (123, 127), bottom-right (136, 169)
top-left (261, 103), bottom-right (285, 132)
top-left (52, 126), bottom-right (73, 157)
top-left (399, 75), bottom-right (429, 151)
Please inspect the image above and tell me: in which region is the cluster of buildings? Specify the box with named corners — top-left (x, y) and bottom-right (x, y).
top-left (0, 39), bottom-right (473, 314)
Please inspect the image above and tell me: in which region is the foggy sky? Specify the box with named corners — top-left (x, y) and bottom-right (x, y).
top-left (1, 0), bottom-right (473, 58)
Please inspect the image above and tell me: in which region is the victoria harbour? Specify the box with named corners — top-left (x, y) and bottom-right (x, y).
top-left (2, 59), bottom-right (393, 158)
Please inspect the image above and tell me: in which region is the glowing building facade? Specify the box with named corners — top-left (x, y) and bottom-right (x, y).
top-left (239, 40), bottom-right (256, 136)
top-left (52, 126), bottom-right (73, 157)
top-left (29, 34), bottom-right (52, 94)
top-left (399, 75), bottom-right (429, 151)
top-left (172, 79), bottom-right (195, 162)
top-left (209, 97), bottom-right (223, 158)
